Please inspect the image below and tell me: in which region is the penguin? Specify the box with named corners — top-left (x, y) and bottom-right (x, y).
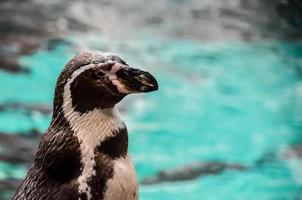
top-left (13, 51), bottom-right (158, 200)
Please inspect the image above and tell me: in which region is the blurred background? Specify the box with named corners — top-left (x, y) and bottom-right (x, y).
top-left (1, 0), bottom-right (302, 199)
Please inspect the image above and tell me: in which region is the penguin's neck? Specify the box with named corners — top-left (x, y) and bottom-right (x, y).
top-left (64, 105), bottom-right (126, 150)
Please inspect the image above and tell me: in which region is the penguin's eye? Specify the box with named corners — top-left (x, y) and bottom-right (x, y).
top-left (92, 71), bottom-right (105, 79)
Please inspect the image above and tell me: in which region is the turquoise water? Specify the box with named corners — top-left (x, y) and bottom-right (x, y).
top-left (1, 38), bottom-right (302, 199)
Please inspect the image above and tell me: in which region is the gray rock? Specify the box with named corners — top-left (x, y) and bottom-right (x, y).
top-left (0, 102), bottom-right (52, 115)
top-left (0, 130), bottom-right (41, 165)
top-left (1, 0), bottom-right (302, 74)
top-left (0, 178), bottom-right (21, 199)
top-left (141, 162), bottom-right (247, 185)
top-left (0, 178), bottom-right (20, 192)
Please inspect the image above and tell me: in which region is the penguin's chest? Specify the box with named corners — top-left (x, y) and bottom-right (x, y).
top-left (102, 155), bottom-right (138, 200)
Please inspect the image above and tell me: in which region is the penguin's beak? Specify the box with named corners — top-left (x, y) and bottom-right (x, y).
top-left (116, 67), bottom-right (158, 93)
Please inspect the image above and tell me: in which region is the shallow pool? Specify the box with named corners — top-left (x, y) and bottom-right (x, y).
top-left (1, 38), bottom-right (302, 199)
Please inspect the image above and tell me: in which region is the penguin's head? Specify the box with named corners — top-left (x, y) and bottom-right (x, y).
top-left (54, 51), bottom-right (158, 114)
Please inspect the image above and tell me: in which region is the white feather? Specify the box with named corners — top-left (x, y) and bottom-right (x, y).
top-left (104, 156), bottom-right (138, 200)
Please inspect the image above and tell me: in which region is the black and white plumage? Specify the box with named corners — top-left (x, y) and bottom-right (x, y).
top-left (13, 51), bottom-right (158, 200)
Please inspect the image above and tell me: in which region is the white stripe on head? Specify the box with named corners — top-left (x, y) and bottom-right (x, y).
top-left (62, 63), bottom-right (125, 200)
top-left (107, 63), bottom-right (131, 94)
top-left (110, 79), bottom-right (130, 94)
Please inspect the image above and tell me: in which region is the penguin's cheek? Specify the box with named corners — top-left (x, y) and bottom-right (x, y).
top-left (107, 75), bottom-right (131, 94)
